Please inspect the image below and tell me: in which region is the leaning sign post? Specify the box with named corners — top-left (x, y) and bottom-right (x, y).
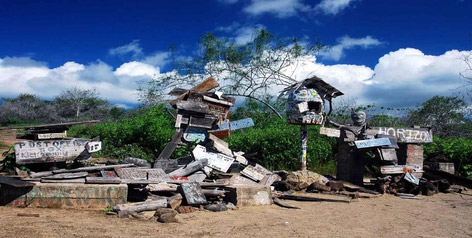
top-left (281, 76), bottom-right (344, 171)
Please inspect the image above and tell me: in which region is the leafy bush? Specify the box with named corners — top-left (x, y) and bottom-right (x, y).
top-left (68, 105), bottom-right (175, 161)
top-left (424, 136), bottom-right (472, 178)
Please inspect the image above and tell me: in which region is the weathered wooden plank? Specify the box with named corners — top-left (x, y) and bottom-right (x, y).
top-left (167, 193), bottom-right (183, 209)
top-left (101, 170), bottom-right (118, 178)
top-left (188, 116), bottom-right (216, 129)
top-left (379, 148), bottom-right (397, 161)
top-left (85, 177), bottom-right (121, 184)
top-left (40, 178), bottom-right (86, 183)
top-left (354, 138), bottom-right (391, 149)
top-left (207, 134), bottom-right (233, 157)
top-left (29, 171), bottom-right (53, 178)
top-left (192, 145), bottom-right (234, 172)
top-left (380, 165), bottom-right (423, 174)
top-left (14, 139), bottom-right (93, 164)
top-left (42, 172), bottom-right (88, 180)
top-left (344, 127), bottom-right (433, 143)
top-left (229, 174), bottom-right (258, 185)
top-left (0, 176), bottom-right (34, 187)
top-left (154, 130), bottom-right (183, 165)
top-left (53, 164), bottom-right (135, 174)
top-left (168, 159), bottom-right (208, 177)
top-left (259, 174), bottom-right (282, 186)
top-left (202, 95), bottom-right (234, 106)
top-left (176, 101), bottom-right (210, 114)
top-left (115, 168), bottom-right (169, 182)
top-left (114, 198), bottom-right (168, 218)
top-left (233, 152), bottom-right (249, 165)
top-left (180, 182), bottom-right (207, 205)
top-left (0, 120), bottom-right (100, 130)
top-left (170, 77), bottom-right (219, 107)
top-left (145, 183), bottom-right (179, 192)
top-left (276, 192), bottom-right (351, 203)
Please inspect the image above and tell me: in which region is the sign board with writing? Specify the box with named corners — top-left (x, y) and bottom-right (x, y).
top-left (115, 168), bottom-right (169, 182)
top-left (241, 165), bottom-right (266, 182)
top-left (320, 127), bottom-right (341, 138)
top-left (14, 139), bottom-right (96, 165)
top-left (369, 127), bottom-right (433, 143)
top-left (380, 165), bottom-right (423, 174)
top-left (355, 138), bottom-right (391, 149)
top-left (180, 182), bottom-right (207, 205)
top-left (36, 131), bottom-right (68, 140)
top-left (192, 145), bottom-right (234, 172)
top-left (216, 118), bottom-right (254, 131)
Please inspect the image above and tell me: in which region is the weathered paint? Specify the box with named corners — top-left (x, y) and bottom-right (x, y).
top-left (14, 139), bottom-right (100, 164)
top-left (226, 185), bottom-right (272, 207)
top-left (370, 127), bottom-right (433, 143)
top-left (215, 118), bottom-right (255, 131)
top-left (192, 145), bottom-right (234, 172)
top-left (300, 125), bottom-right (307, 171)
top-left (1, 182), bottom-right (127, 209)
top-left (320, 127), bottom-right (341, 138)
top-left (354, 138), bottom-right (391, 149)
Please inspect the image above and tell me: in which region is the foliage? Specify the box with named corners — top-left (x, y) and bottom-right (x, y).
top-left (424, 136), bottom-right (472, 179)
top-left (68, 105), bottom-right (175, 161)
top-left (407, 96), bottom-right (471, 138)
top-left (138, 29), bottom-right (324, 106)
top-left (0, 146), bottom-right (29, 173)
top-left (0, 94), bottom-right (58, 125)
top-left (55, 87), bottom-right (108, 119)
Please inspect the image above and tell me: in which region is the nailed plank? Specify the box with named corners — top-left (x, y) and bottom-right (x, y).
top-left (42, 172), bottom-right (88, 180)
top-left (154, 130), bottom-right (183, 165)
top-left (0, 176), bottom-right (34, 187)
top-left (180, 182), bottom-right (207, 205)
top-left (192, 145), bottom-right (234, 172)
top-left (53, 164), bottom-right (135, 174)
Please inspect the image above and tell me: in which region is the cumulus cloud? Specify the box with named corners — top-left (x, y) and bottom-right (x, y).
top-left (243, 0), bottom-right (312, 18)
top-left (318, 35), bottom-right (383, 61)
top-left (109, 40), bottom-right (170, 67)
top-left (315, 0), bottom-right (357, 15)
top-left (0, 57), bottom-right (161, 105)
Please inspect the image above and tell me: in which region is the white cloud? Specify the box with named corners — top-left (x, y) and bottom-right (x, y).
top-left (215, 23), bottom-right (266, 45)
top-left (318, 35), bottom-right (383, 61)
top-left (108, 40), bottom-right (143, 59)
top-left (0, 57), bottom-right (160, 105)
top-left (243, 0), bottom-right (311, 18)
top-left (315, 0), bottom-right (356, 15)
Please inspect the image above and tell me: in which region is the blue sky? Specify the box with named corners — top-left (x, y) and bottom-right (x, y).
top-left (0, 0), bottom-right (471, 107)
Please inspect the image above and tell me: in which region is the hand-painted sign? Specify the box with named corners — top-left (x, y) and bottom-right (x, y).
top-left (192, 145), bottom-right (234, 172)
top-left (320, 127), bottom-right (341, 138)
top-left (380, 165), bottom-right (423, 174)
top-left (183, 127), bottom-right (208, 143)
top-left (15, 139), bottom-right (100, 164)
top-left (215, 118), bottom-right (254, 131)
top-left (354, 137), bottom-right (391, 149)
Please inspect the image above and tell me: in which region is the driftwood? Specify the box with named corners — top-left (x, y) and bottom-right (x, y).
top-left (273, 197), bottom-right (301, 209)
top-left (30, 171), bottom-right (54, 178)
top-left (53, 164), bottom-right (135, 174)
top-left (40, 178), bottom-right (86, 183)
top-left (275, 192), bottom-right (351, 203)
top-left (168, 159), bottom-right (208, 177)
top-left (114, 198), bottom-right (168, 218)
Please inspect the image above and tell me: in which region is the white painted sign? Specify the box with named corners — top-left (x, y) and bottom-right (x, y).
top-left (86, 141), bottom-right (102, 153)
top-left (355, 138), bottom-right (391, 149)
top-left (216, 118), bottom-right (255, 131)
top-left (241, 165), bottom-right (266, 182)
top-left (380, 165), bottom-right (423, 174)
top-left (320, 127), bottom-right (341, 138)
top-left (192, 145), bottom-right (234, 172)
top-left (15, 139), bottom-right (95, 164)
top-left (37, 131), bottom-right (68, 140)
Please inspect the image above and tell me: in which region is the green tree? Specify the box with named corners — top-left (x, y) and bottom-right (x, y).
top-left (407, 95), bottom-right (471, 138)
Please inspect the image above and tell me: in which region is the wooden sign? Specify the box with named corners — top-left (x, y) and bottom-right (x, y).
top-left (320, 127), bottom-right (341, 138)
top-left (183, 127), bottom-right (208, 143)
top-left (14, 138), bottom-right (94, 165)
top-left (354, 138), bottom-right (391, 149)
top-left (180, 182), bottom-right (207, 205)
top-left (192, 145), bottom-right (234, 172)
top-left (241, 165), bottom-right (266, 182)
top-left (215, 118), bottom-right (255, 131)
top-left (380, 165), bottom-right (423, 174)
top-left (36, 131), bottom-right (68, 140)
top-left (379, 148), bottom-right (397, 161)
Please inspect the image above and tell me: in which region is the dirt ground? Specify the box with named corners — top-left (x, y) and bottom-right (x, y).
top-left (0, 193), bottom-right (471, 238)
top-left (0, 129), bottom-right (20, 152)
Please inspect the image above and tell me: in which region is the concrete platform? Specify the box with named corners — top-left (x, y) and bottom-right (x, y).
top-left (0, 182), bottom-right (127, 209)
top-left (226, 185), bottom-right (272, 207)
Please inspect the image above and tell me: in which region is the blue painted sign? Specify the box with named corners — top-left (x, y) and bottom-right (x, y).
top-left (216, 118), bottom-right (255, 131)
top-left (354, 137), bottom-right (391, 149)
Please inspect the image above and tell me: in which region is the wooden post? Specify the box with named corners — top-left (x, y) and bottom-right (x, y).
top-left (300, 125), bottom-right (307, 171)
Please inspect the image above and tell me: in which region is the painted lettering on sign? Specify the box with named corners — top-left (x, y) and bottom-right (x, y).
top-left (376, 127), bottom-right (433, 143)
top-left (355, 138), bottom-right (391, 149)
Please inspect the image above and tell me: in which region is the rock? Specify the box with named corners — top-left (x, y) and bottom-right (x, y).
top-left (155, 208), bottom-right (179, 223)
top-left (204, 203), bottom-right (228, 212)
top-left (285, 170), bottom-right (329, 191)
top-left (177, 206), bottom-right (199, 214)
